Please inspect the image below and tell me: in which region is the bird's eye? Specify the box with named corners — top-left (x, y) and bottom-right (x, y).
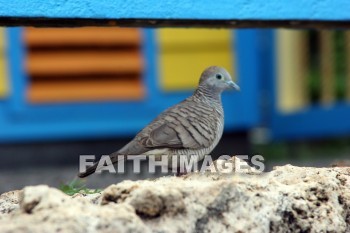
top-left (216, 74), bottom-right (222, 80)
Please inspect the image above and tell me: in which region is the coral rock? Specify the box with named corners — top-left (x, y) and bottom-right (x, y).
top-left (0, 164), bottom-right (349, 233)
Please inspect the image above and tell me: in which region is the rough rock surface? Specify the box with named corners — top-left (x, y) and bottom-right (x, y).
top-left (0, 162), bottom-right (349, 233)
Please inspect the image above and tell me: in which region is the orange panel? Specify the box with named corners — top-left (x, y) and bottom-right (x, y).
top-left (27, 79), bottom-right (144, 103)
top-left (24, 27), bottom-right (141, 47)
top-left (24, 27), bottom-right (144, 103)
top-left (26, 51), bottom-right (143, 76)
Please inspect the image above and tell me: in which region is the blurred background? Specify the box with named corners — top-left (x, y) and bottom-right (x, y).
top-left (0, 27), bottom-right (349, 193)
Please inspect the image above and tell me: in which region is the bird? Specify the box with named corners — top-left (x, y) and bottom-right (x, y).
top-left (78, 66), bottom-right (240, 178)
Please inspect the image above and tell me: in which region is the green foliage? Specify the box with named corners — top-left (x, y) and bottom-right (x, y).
top-left (59, 179), bottom-right (102, 196)
top-left (307, 30), bottom-right (348, 103)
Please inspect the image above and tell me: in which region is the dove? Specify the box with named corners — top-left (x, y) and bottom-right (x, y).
top-left (78, 66), bottom-right (240, 178)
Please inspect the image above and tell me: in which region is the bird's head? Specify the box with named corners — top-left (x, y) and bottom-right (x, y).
top-left (199, 66), bottom-right (240, 93)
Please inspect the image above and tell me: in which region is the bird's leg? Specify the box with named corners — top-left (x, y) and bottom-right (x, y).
top-left (175, 167), bottom-right (188, 177)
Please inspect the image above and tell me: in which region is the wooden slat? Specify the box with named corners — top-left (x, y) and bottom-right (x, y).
top-left (26, 51), bottom-right (143, 76)
top-left (0, 28), bottom-right (5, 49)
top-left (346, 31), bottom-right (350, 101)
top-left (24, 27), bottom-right (141, 47)
top-left (320, 30), bottom-right (335, 105)
top-left (0, 28), bottom-right (8, 98)
top-left (277, 30), bottom-right (309, 112)
top-left (299, 31), bottom-right (309, 106)
top-left (27, 79), bottom-right (144, 103)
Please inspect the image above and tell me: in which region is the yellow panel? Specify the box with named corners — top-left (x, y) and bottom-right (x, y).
top-left (159, 28), bottom-right (232, 48)
top-left (160, 50), bottom-right (234, 90)
top-left (158, 29), bottom-right (235, 91)
top-left (0, 28), bottom-right (9, 97)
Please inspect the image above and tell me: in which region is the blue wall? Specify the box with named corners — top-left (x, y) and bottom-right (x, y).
top-left (0, 0), bottom-right (349, 21)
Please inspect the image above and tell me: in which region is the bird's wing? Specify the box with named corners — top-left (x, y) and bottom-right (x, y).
top-left (143, 123), bottom-right (196, 149)
top-left (138, 106), bottom-right (215, 150)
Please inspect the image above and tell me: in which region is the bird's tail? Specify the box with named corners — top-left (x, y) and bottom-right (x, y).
top-left (77, 153), bottom-right (126, 178)
top-left (78, 162), bottom-right (99, 178)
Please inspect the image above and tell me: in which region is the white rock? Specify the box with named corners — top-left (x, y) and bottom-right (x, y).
top-left (0, 190), bottom-right (20, 217)
top-left (0, 165), bottom-right (349, 233)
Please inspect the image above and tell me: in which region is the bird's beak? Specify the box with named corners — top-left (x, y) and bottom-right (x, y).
top-left (227, 80), bottom-right (240, 91)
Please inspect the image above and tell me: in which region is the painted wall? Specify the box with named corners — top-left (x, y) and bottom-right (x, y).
top-left (0, 28), bottom-right (260, 142)
top-left (0, 0), bottom-right (348, 21)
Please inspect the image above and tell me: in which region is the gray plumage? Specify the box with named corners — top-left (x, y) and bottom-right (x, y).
top-left (78, 66), bottom-right (239, 178)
